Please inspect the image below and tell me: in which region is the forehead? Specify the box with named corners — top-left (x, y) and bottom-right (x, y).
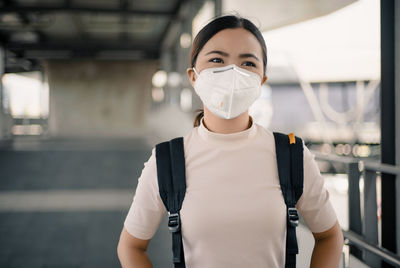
top-left (199, 28), bottom-right (263, 57)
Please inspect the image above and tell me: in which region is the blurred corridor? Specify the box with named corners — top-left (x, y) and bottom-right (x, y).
top-left (1, 0), bottom-right (400, 267)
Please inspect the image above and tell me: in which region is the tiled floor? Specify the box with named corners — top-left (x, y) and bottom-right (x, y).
top-left (0, 137), bottom-right (154, 268)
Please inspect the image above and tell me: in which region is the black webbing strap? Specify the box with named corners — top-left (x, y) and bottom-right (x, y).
top-left (273, 132), bottom-right (304, 268)
top-left (155, 137), bottom-right (186, 268)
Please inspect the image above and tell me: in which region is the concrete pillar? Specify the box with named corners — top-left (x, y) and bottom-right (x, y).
top-left (44, 60), bottom-right (158, 138)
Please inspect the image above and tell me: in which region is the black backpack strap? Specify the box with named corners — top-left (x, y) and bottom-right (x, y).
top-left (155, 137), bottom-right (187, 268)
top-left (273, 132), bottom-right (304, 268)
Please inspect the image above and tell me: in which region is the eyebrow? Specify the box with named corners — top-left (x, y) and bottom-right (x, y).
top-left (205, 50), bottom-right (260, 62)
top-left (239, 53), bottom-right (260, 62)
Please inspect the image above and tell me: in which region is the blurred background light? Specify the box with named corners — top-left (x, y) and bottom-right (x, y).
top-left (167, 72), bottom-right (182, 88)
top-left (2, 72), bottom-right (48, 118)
top-left (152, 70), bottom-right (168, 88)
top-left (180, 33), bottom-right (192, 48)
top-left (180, 88), bottom-right (193, 112)
top-left (152, 87), bottom-right (165, 102)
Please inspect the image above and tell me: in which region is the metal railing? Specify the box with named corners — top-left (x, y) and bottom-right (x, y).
top-left (342, 230), bottom-right (400, 267)
top-left (313, 151), bottom-right (400, 268)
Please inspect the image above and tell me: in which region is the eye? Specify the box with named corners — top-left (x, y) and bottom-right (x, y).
top-left (209, 58), bottom-right (223, 63)
top-left (242, 61), bottom-right (256, 67)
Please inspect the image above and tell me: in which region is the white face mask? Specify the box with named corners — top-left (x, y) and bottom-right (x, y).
top-left (193, 64), bottom-right (262, 119)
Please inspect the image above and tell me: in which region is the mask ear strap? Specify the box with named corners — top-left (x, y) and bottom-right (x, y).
top-left (192, 67), bottom-right (199, 76)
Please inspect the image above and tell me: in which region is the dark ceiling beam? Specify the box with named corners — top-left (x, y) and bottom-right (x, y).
top-left (0, 6), bottom-right (174, 16)
top-left (159, 0), bottom-right (205, 51)
top-left (159, 0), bottom-right (187, 50)
top-left (5, 47), bottom-right (159, 61)
top-left (64, 0), bottom-right (72, 8)
top-left (120, 0), bottom-right (130, 10)
top-left (119, 0), bottom-right (130, 40)
top-left (3, 0), bottom-right (14, 6)
top-left (4, 40), bottom-right (160, 61)
top-left (2, 0), bottom-right (31, 25)
top-left (5, 65), bottom-right (40, 73)
top-left (4, 56), bottom-right (38, 72)
top-left (4, 40), bottom-right (159, 51)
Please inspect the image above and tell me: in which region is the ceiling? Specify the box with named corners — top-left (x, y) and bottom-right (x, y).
top-left (0, 0), bottom-right (359, 74)
top-left (223, 0), bottom-right (358, 32)
top-left (0, 0), bottom-right (201, 73)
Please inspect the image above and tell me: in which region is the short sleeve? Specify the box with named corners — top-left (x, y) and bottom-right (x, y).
top-left (124, 147), bottom-right (167, 240)
top-left (296, 141), bottom-right (338, 233)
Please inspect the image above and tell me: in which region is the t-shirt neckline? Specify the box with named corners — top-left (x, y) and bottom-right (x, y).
top-left (197, 116), bottom-right (258, 147)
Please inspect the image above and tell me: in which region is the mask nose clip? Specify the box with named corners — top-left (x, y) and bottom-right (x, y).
top-left (233, 66), bottom-right (250, 76)
top-left (213, 65), bottom-right (234, 73)
top-left (194, 64), bottom-right (251, 76)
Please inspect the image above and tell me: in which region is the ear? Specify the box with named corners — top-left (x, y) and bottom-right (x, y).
top-left (187, 67), bottom-right (196, 87)
top-left (261, 75), bottom-right (268, 85)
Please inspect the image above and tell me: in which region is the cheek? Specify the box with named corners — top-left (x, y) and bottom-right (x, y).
top-left (193, 59), bottom-right (207, 72)
top-left (198, 59), bottom-right (218, 70)
top-left (250, 67), bottom-right (264, 82)
top-left (196, 53), bottom-right (210, 65)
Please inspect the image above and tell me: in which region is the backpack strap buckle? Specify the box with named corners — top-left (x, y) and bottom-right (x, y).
top-left (168, 212), bottom-right (181, 233)
top-left (288, 207), bottom-right (299, 227)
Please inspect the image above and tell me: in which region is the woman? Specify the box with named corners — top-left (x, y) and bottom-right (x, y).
top-left (117, 15), bottom-right (344, 267)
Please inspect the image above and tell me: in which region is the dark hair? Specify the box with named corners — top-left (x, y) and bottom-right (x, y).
top-left (190, 15), bottom-right (268, 127)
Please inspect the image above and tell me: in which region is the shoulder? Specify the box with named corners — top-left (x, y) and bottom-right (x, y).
top-left (152, 126), bottom-right (198, 160)
top-left (252, 123), bottom-right (275, 147)
top-left (254, 123), bottom-right (274, 138)
top-left (154, 126), bottom-right (198, 146)
top-left (263, 127), bottom-right (306, 151)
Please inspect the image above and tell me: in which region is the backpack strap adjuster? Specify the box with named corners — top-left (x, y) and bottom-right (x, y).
top-left (288, 207), bottom-right (299, 227)
top-left (168, 212), bottom-right (181, 233)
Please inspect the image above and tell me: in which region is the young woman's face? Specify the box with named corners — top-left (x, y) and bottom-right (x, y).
top-left (187, 27), bottom-right (267, 86)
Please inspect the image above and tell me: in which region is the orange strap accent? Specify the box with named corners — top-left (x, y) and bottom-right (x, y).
top-left (288, 133), bottom-right (296, 144)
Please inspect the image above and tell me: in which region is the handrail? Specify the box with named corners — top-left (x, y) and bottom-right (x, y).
top-left (311, 150), bottom-right (400, 267)
top-left (343, 230), bottom-right (400, 267)
top-left (312, 151), bottom-right (358, 164)
top-left (312, 151), bottom-right (400, 175)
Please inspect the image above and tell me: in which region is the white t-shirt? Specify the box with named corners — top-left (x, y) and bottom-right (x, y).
top-left (124, 116), bottom-right (338, 268)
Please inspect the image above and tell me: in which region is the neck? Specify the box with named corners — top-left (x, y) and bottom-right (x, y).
top-left (202, 106), bottom-right (252, 134)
